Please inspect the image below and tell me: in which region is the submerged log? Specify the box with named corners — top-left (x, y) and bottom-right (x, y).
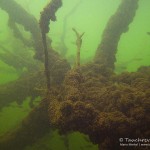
top-left (0, 65), bottom-right (150, 150)
top-left (94, 0), bottom-right (139, 70)
top-left (49, 65), bottom-right (150, 149)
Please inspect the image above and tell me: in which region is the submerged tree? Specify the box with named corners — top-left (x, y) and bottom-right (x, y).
top-left (0, 0), bottom-right (150, 150)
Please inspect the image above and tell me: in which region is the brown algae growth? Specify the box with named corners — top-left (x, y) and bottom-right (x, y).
top-left (0, 0), bottom-right (150, 150)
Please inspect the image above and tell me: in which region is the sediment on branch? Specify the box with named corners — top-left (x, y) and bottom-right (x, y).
top-left (94, 0), bottom-right (139, 70)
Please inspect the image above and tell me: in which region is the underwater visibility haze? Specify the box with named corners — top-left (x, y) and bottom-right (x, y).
top-left (0, 0), bottom-right (150, 150)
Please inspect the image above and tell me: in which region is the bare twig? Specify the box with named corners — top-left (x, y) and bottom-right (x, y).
top-left (72, 28), bottom-right (84, 68)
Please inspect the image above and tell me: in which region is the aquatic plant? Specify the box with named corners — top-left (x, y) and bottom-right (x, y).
top-left (0, 0), bottom-right (149, 150)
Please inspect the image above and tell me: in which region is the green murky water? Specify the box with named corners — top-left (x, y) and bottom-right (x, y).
top-left (0, 0), bottom-right (150, 149)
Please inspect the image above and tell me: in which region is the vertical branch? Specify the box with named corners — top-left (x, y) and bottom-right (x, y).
top-left (41, 33), bottom-right (51, 90)
top-left (72, 28), bottom-right (84, 68)
top-left (39, 0), bottom-right (62, 91)
top-left (60, 0), bottom-right (83, 56)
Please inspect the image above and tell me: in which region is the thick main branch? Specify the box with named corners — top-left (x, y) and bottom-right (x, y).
top-left (94, 0), bottom-right (139, 69)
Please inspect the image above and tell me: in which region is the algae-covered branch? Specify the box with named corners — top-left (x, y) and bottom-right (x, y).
top-left (0, 0), bottom-right (43, 60)
top-left (39, 0), bottom-right (63, 90)
top-left (94, 0), bottom-right (139, 70)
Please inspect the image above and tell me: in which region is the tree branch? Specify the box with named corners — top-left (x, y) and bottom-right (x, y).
top-left (94, 0), bottom-right (139, 70)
